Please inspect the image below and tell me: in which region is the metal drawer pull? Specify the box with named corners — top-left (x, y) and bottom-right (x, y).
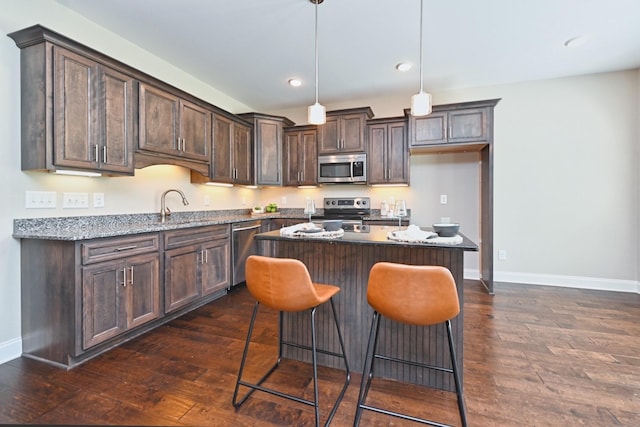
top-left (115, 245), bottom-right (138, 251)
top-left (122, 267), bottom-right (127, 287)
top-left (129, 266), bottom-right (134, 286)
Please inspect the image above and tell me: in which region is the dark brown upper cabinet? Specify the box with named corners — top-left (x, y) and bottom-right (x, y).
top-left (8, 27), bottom-right (135, 175)
top-left (138, 82), bottom-right (211, 169)
top-left (192, 114), bottom-right (253, 185)
top-left (409, 105), bottom-right (491, 149)
top-left (367, 117), bottom-right (409, 185)
top-left (318, 107), bottom-right (373, 154)
top-left (283, 125), bottom-right (318, 187)
top-left (239, 113), bottom-right (294, 186)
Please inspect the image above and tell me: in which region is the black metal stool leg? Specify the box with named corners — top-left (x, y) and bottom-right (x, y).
top-left (325, 297), bottom-right (351, 426)
top-left (234, 299), bottom-right (350, 427)
top-left (233, 302), bottom-right (283, 408)
top-left (446, 319), bottom-right (467, 427)
top-left (354, 311), bottom-right (381, 426)
top-left (310, 306), bottom-right (320, 426)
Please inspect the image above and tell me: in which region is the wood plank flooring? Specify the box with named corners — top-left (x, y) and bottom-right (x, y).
top-left (1, 281), bottom-right (639, 426)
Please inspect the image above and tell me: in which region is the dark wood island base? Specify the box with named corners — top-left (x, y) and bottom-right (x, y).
top-left (255, 225), bottom-right (478, 392)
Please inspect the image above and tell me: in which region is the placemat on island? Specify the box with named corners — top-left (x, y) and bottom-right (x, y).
top-left (387, 224), bottom-right (463, 244)
top-left (280, 222), bottom-right (345, 239)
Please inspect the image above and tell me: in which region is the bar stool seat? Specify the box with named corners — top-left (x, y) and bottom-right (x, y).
top-left (233, 255), bottom-right (350, 426)
top-left (354, 262), bottom-right (467, 427)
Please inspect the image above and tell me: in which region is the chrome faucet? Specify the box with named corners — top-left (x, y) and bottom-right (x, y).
top-left (160, 189), bottom-right (189, 222)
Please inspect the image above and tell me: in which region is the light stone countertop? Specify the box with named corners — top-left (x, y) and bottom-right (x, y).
top-left (13, 209), bottom-right (403, 241)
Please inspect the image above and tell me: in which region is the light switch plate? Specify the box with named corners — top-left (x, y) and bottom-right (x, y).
top-left (63, 192), bottom-right (89, 208)
top-left (93, 193), bottom-right (105, 208)
top-left (25, 191), bottom-right (57, 209)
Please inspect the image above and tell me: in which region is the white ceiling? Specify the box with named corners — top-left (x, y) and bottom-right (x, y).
top-left (55, 0), bottom-right (640, 112)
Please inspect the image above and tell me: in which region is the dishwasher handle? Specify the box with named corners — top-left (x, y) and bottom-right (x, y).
top-left (232, 223), bottom-right (262, 232)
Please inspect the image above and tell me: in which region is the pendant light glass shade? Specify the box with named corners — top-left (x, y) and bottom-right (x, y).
top-left (411, 0), bottom-right (432, 117)
top-left (308, 0), bottom-right (326, 125)
top-left (308, 102), bottom-right (326, 125)
top-left (411, 90), bottom-right (432, 116)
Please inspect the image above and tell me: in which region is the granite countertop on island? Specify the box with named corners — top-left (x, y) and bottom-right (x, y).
top-left (256, 225), bottom-right (478, 251)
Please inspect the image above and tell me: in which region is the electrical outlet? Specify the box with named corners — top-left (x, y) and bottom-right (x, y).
top-left (281, 196), bottom-right (287, 205)
top-left (25, 191), bottom-right (57, 209)
top-left (63, 192), bottom-right (89, 209)
top-left (498, 249), bottom-right (507, 260)
top-left (440, 194), bottom-right (448, 204)
top-left (93, 193), bottom-right (105, 208)
top-left (204, 195), bottom-right (210, 206)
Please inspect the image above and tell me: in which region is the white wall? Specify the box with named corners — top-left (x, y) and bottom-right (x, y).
top-left (1, 0), bottom-right (638, 364)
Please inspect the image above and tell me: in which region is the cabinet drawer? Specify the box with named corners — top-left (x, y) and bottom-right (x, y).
top-left (164, 225), bottom-right (230, 250)
top-left (82, 234), bottom-right (159, 265)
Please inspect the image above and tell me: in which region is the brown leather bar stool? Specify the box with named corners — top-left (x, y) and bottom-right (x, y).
top-left (233, 255), bottom-right (350, 427)
top-left (354, 262), bottom-right (467, 427)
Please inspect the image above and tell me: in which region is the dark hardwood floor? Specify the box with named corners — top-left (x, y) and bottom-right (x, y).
top-left (1, 281), bottom-right (639, 426)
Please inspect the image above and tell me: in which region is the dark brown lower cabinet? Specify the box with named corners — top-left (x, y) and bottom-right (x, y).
top-left (163, 225), bottom-right (230, 313)
top-left (20, 226), bottom-right (230, 369)
top-left (82, 252), bottom-right (160, 349)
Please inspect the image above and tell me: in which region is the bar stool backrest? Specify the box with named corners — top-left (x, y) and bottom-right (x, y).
top-left (245, 255), bottom-right (322, 312)
top-left (367, 262), bottom-right (460, 326)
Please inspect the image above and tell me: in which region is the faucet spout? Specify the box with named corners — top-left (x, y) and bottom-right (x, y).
top-left (160, 189), bottom-right (189, 222)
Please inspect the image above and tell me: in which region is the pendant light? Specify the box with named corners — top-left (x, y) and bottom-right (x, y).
top-left (411, 0), bottom-right (432, 116)
top-left (308, 0), bottom-right (326, 125)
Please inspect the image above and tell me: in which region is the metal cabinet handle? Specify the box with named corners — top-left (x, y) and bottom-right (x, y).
top-left (122, 267), bottom-right (127, 287)
top-left (94, 145), bottom-right (99, 162)
top-left (116, 245), bottom-right (137, 251)
top-left (204, 249), bottom-right (208, 264)
top-left (129, 266), bottom-right (134, 286)
top-left (102, 146), bottom-right (107, 163)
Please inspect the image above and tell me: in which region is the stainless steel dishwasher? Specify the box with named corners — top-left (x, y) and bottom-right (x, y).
top-left (231, 220), bottom-right (262, 287)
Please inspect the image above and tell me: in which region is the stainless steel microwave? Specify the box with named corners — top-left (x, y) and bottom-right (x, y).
top-left (317, 153), bottom-right (366, 184)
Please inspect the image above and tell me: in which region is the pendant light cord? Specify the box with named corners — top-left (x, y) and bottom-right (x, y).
top-left (419, 0), bottom-right (424, 93)
top-left (314, 0), bottom-right (319, 103)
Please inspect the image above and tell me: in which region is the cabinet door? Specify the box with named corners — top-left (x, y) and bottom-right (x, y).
top-left (202, 238), bottom-right (230, 295)
top-left (233, 122), bottom-right (253, 185)
top-left (283, 131), bottom-right (300, 186)
top-left (180, 99), bottom-right (210, 162)
top-left (387, 122), bottom-right (409, 184)
top-left (139, 83), bottom-right (179, 156)
top-left (255, 119), bottom-right (282, 185)
top-left (164, 245), bottom-right (200, 313)
top-left (299, 129), bottom-right (317, 185)
top-left (126, 253), bottom-right (161, 329)
top-left (318, 115), bottom-right (339, 154)
top-left (341, 113), bottom-right (366, 152)
top-left (212, 114), bottom-right (233, 182)
top-left (367, 124), bottom-right (387, 184)
top-left (448, 108), bottom-right (488, 142)
top-left (409, 112), bottom-right (447, 147)
top-left (100, 66), bottom-right (134, 173)
top-left (82, 260), bottom-right (126, 349)
top-left (53, 46), bottom-right (97, 169)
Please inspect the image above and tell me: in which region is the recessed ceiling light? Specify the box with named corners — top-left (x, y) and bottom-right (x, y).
top-left (396, 62), bottom-right (412, 72)
top-left (564, 36), bottom-right (588, 48)
top-left (288, 78), bottom-right (302, 87)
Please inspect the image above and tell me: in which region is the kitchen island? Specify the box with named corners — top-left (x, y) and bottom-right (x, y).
top-left (255, 225), bottom-right (477, 391)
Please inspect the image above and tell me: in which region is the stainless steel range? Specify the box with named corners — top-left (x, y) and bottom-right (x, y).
top-left (313, 197), bottom-right (371, 232)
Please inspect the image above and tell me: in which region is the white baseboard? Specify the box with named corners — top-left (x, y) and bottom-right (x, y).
top-left (0, 336), bottom-right (22, 365)
top-left (465, 268), bottom-right (639, 294)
